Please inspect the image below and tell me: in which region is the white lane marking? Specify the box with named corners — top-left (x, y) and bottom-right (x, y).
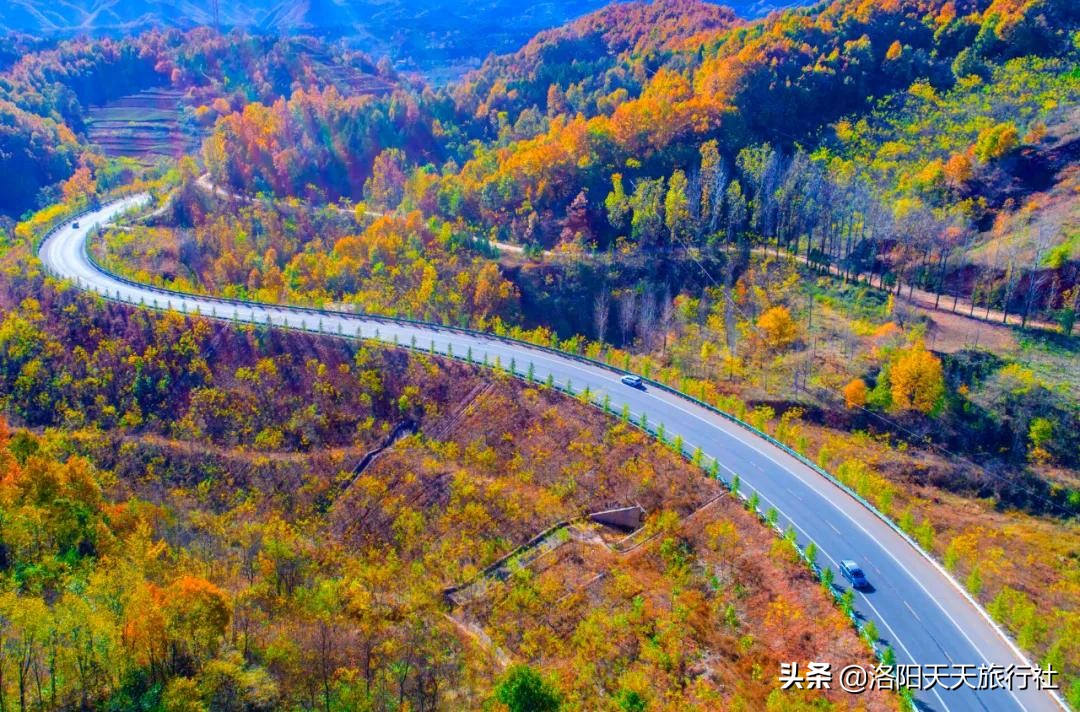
top-left (718, 466), bottom-right (955, 712)
top-left (905, 601), bottom-right (922, 623)
top-left (636, 393), bottom-right (1033, 710)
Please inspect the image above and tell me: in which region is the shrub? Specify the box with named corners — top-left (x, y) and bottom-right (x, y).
top-left (842, 378), bottom-right (868, 409)
top-left (494, 665), bottom-right (562, 712)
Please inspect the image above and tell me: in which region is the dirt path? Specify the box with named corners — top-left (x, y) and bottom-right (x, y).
top-left (195, 174), bottom-right (383, 219)
top-left (759, 246), bottom-right (1058, 333)
top-left (916, 305), bottom-right (1021, 354)
top-left (196, 175), bottom-right (568, 259)
top-left (188, 179), bottom-right (1059, 341)
top-left (111, 430), bottom-right (371, 464)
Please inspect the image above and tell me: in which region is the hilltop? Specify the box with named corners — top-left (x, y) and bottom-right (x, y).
top-left (0, 0), bottom-right (806, 76)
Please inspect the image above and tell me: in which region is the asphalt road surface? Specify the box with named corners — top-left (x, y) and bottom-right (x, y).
top-left (39, 196), bottom-right (1065, 712)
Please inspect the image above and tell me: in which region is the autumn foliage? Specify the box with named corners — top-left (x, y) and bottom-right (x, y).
top-left (757, 305), bottom-right (799, 351)
top-left (842, 378), bottom-right (869, 409)
top-left (1, 0), bottom-right (1078, 705)
top-left (0, 269), bottom-right (892, 709)
top-left (889, 342), bottom-right (946, 414)
top-left (203, 86), bottom-right (439, 203)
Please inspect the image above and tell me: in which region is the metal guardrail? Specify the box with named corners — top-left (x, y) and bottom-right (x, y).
top-left (38, 196), bottom-right (1065, 710)
top-left (41, 200), bottom-right (990, 569)
top-left (41, 198), bottom-right (1005, 567)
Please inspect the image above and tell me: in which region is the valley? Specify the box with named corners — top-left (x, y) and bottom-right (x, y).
top-left (0, 0), bottom-right (1077, 709)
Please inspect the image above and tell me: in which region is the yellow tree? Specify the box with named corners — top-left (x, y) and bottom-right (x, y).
top-left (756, 306), bottom-right (799, 351)
top-left (665, 169), bottom-right (691, 242)
top-left (61, 166), bottom-right (97, 204)
top-left (842, 378), bottom-right (868, 409)
top-left (0, 591), bottom-right (47, 710)
top-left (163, 576), bottom-right (231, 665)
top-left (889, 343), bottom-right (944, 413)
top-left (974, 122), bottom-right (1019, 162)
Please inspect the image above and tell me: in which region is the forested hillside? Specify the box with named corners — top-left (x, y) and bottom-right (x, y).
top-left (0, 232), bottom-right (891, 709)
top-left (0, 0), bottom-right (802, 74)
top-left (84, 0), bottom-right (1080, 702)
top-left (0, 30), bottom-right (393, 216)
top-left (1, 0), bottom-right (1079, 708)
top-left (196, 0), bottom-right (1078, 305)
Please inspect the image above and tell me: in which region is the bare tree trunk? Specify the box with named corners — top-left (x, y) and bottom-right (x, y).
top-left (618, 291), bottom-right (637, 347)
top-left (593, 290), bottom-right (611, 344)
top-left (843, 213), bottom-right (855, 283)
top-left (1021, 273), bottom-right (1041, 328)
top-left (1021, 225), bottom-right (1054, 328)
top-left (909, 250), bottom-right (925, 300)
top-left (974, 266), bottom-right (986, 320)
top-left (1002, 264), bottom-right (1016, 324)
top-left (935, 252), bottom-right (948, 309)
top-left (868, 237), bottom-right (880, 288)
top-left (723, 258), bottom-right (738, 358)
top-left (638, 291), bottom-right (658, 352)
top-left (952, 277), bottom-right (960, 313)
top-left (659, 290), bottom-right (675, 355)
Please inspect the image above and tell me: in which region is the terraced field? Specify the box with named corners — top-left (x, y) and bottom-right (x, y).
top-left (86, 87), bottom-right (203, 163)
top-left (85, 65), bottom-right (392, 165)
top-left (306, 51), bottom-right (398, 96)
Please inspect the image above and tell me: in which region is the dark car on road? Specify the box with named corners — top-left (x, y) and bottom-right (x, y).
top-left (840, 559), bottom-right (870, 590)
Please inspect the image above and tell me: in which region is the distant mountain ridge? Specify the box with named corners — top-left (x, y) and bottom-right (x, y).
top-left (1, 1), bottom-right (809, 70)
top-left (1, 1), bottom-right (324, 35)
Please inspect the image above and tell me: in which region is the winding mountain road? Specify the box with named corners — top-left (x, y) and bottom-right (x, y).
top-left (39, 196), bottom-right (1065, 712)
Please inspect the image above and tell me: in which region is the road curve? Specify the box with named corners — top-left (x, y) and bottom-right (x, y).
top-left (40, 196), bottom-right (1064, 712)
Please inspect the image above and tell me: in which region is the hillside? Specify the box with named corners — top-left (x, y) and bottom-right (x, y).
top-left (0, 0), bottom-right (807, 78)
top-left (85, 87), bottom-right (203, 162)
top-left (0, 245), bottom-right (891, 708)
top-left (0, 31), bottom-right (396, 216)
top-left (1, 0), bottom-right (1079, 708)
top-left (80, 0), bottom-right (1076, 702)
top-left (452, 0), bottom-right (741, 129)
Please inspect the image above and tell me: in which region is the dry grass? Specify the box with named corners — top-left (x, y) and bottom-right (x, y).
top-left (360, 376), bottom-right (895, 709)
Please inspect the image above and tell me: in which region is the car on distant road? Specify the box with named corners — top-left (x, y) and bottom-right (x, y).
top-left (620, 374), bottom-right (644, 389)
top-left (72, 221), bottom-right (79, 229)
top-left (840, 559), bottom-right (870, 589)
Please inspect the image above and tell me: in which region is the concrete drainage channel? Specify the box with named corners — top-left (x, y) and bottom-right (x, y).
top-left (341, 419), bottom-right (418, 489)
top-left (443, 505), bottom-right (646, 608)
